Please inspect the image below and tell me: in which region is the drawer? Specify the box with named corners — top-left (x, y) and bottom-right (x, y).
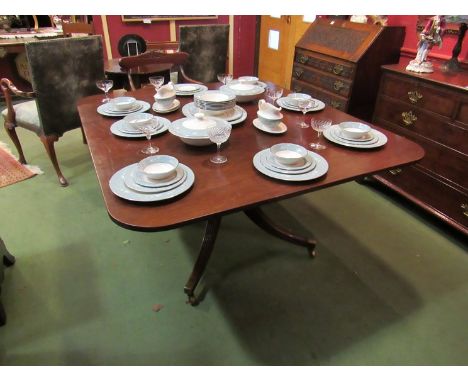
top-left (457, 100), bottom-right (468, 125)
top-left (291, 79), bottom-right (349, 112)
top-left (380, 72), bottom-right (459, 118)
top-left (374, 96), bottom-right (468, 155)
top-left (294, 49), bottom-right (355, 80)
top-left (374, 165), bottom-right (468, 234)
top-left (292, 64), bottom-right (352, 98)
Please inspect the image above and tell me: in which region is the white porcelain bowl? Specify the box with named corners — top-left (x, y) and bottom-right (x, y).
top-left (221, 83), bottom-right (265, 103)
top-left (270, 143), bottom-right (307, 165)
top-left (286, 93), bottom-right (311, 107)
top-left (238, 76), bottom-right (259, 85)
top-left (111, 96), bottom-right (136, 111)
top-left (138, 155), bottom-right (179, 180)
top-left (123, 112), bottom-right (154, 130)
top-left (338, 121), bottom-right (371, 139)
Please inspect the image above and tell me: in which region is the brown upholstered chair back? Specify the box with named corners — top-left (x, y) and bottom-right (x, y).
top-left (25, 36), bottom-right (104, 136)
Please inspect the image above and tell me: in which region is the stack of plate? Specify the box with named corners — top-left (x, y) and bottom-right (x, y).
top-left (276, 96), bottom-right (325, 112)
top-left (194, 90), bottom-right (236, 114)
top-left (220, 83), bottom-right (265, 103)
top-left (109, 162), bottom-right (195, 202)
top-left (97, 100), bottom-right (151, 117)
top-left (110, 116), bottom-right (170, 138)
top-left (182, 102), bottom-right (247, 125)
top-left (173, 83), bottom-right (208, 96)
top-left (253, 148), bottom-right (329, 181)
top-left (323, 125), bottom-right (388, 149)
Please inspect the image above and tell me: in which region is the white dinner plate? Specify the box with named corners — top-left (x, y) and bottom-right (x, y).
top-left (98, 101), bottom-right (151, 117)
top-left (259, 152), bottom-right (316, 175)
top-left (253, 118), bottom-right (287, 134)
top-left (264, 151), bottom-right (316, 172)
top-left (277, 97), bottom-right (325, 112)
top-left (109, 163), bottom-right (195, 202)
top-left (182, 102), bottom-right (247, 125)
top-left (174, 83), bottom-right (208, 95)
top-left (110, 117), bottom-right (170, 138)
top-left (124, 164), bottom-right (188, 193)
top-left (323, 125), bottom-right (387, 149)
top-left (253, 149), bottom-right (328, 182)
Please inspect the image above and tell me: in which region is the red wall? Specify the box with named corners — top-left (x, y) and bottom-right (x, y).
top-left (387, 15), bottom-right (468, 63)
top-left (92, 15), bottom-right (257, 77)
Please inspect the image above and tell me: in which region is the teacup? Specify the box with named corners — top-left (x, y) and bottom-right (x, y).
top-left (111, 96), bottom-right (136, 111)
top-left (270, 143), bottom-right (307, 165)
top-left (338, 121), bottom-right (371, 139)
top-left (238, 76), bottom-right (259, 85)
top-left (257, 110), bottom-right (283, 129)
top-left (138, 155), bottom-right (179, 180)
top-left (286, 93), bottom-right (311, 107)
top-left (154, 93), bottom-right (176, 109)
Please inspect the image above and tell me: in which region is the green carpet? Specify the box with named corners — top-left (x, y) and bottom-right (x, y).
top-left (0, 121), bottom-right (467, 366)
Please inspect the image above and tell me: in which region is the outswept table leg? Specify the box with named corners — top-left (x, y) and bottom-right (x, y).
top-left (244, 206), bottom-right (317, 257)
top-left (184, 215), bottom-right (222, 305)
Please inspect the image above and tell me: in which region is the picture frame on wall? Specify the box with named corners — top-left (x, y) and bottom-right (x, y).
top-left (121, 16), bottom-right (218, 22)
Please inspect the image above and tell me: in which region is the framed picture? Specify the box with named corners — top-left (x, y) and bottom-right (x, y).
top-left (122, 16), bottom-right (218, 22)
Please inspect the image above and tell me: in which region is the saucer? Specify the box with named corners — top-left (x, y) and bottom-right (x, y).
top-left (253, 118), bottom-right (287, 134)
top-left (323, 125), bottom-right (387, 149)
top-left (98, 101), bottom-right (151, 117)
top-left (152, 99), bottom-right (180, 113)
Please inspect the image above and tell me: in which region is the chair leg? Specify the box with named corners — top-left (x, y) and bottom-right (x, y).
top-left (3, 123), bottom-right (27, 164)
top-left (40, 135), bottom-right (69, 187)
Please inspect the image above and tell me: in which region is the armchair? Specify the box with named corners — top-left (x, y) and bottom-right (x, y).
top-left (1, 36), bottom-right (104, 186)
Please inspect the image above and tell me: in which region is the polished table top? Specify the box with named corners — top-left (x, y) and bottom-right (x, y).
top-left (77, 84), bottom-right (424, 232)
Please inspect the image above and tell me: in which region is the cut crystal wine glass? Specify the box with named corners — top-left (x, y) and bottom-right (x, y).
top-left (266, 87), bottom-right (283, 105)
top-left (310, 118), bottom-right (332, 150)
top-left (207, 123), bottom-right (232, 164)
top-left (137, 117), bottom-right (160, 155)
top-left (96, 79), bottom-right (113, 103)
top-left (217, 73), bottom-right (233, 85)
top-left (149, 76), bottom-right (165, 93)
top-left (297, 99), bottom-right (316, 128)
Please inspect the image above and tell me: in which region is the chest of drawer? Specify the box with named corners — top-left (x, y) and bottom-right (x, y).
top-left (374, 96), bottom-right (468, 155)
top-left (375, 165), bottom-right (468, 234)
top-left (380, 73), bottom-right (459, 118)
top-left (294, 49), bottom-right (355, 80)
top-left (292, 64), bottom-right (352, 97)
top-left (291, 79), bottom-right (348, 112)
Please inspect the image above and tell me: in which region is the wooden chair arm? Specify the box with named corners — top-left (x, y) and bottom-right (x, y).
top-left (179, 66), bottom-right (203, 85)
top-left (0, 78), bottom-right (36, 128)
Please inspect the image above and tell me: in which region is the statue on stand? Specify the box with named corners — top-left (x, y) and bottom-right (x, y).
top-left (407, 15), bottom-right (446, 73)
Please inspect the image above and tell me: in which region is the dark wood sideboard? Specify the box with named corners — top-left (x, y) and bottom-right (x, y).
top-left (291, 19), bottom-right (405, 121)
top-left (372, 58), bottom-right (468, 235)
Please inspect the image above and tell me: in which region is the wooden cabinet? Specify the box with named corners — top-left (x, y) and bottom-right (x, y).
top-left (372, 58), bottom-right (468, 235)
top-left (291, 19), bottom-right (404, 121)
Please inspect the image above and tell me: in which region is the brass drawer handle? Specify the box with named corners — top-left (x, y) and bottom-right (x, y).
top-left (331, 100), bottom-right (341, 109)
top-left (297, 54), bottom-right (309, 64)
top-left (461, 203), bottom-right (468, 218)
top-left (408, 90), bottom-right (423, 104)
top-left (293, 68), bottom-right (304, 79)
top-left (389, 168), bottom-right (403, 176)
top-left (402, 111), bottom-right (417, 126)
top-left (333, 80), bottom-right (345, 91)
top-left (293, 85), bottom-right (303, 92)
top-left (333, 64), bottom-right (344, 75)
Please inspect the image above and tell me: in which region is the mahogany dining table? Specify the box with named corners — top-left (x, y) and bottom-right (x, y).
top-left (77, 83), bottom-right (424, 305)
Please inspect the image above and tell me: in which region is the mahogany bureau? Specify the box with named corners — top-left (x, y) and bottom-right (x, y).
top-left (291, 19), bottom-right (404, 121)
top-left (372, 59), bottom-right (468, 235)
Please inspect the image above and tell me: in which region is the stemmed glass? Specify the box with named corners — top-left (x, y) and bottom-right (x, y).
top-left (217, 73), bottom-right (233, 85)
top-left (297, 99), bottom-right (316, 128)
top-left (266, 87), bottom-right (283, 105)
top-left (310, 119), bottom-right (332, 150)
top-left (207, 123), bottom-right (232, 164)
top-left (96, 79), bottom-right (113, 103)
top-left (149, 76), bottom-right (165, 93)
top-left (137, 117), bottom-right (160, 155)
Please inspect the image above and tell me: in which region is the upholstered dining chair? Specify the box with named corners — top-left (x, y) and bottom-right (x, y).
top-left (1, 36), bottom-right (104, 186)
top-left (118, 50), bottom-right (201, 91)
top-left (0, 237), bottom-right (16, 327)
